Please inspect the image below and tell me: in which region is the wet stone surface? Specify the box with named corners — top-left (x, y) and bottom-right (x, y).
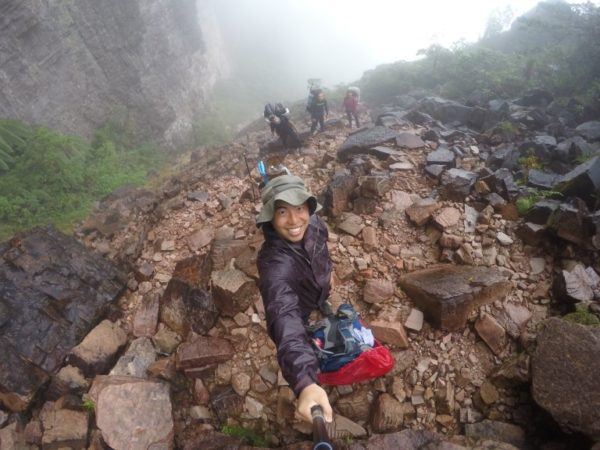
top-left (0, 226), bottom-right (126, 412)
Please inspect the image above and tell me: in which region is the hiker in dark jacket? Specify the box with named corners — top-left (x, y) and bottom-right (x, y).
top-left (264, 103), bottom-right (301, 150)
top-left (307, 90), bottom-right (329, 135)
top-left (256, 175), bottom-right (334, 424)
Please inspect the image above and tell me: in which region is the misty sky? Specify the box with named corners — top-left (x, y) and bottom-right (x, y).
top-left (208, 0), bottom-right (597, 99)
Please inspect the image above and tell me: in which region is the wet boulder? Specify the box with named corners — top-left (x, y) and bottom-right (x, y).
top-left (359, 175), bottom-right (391, 199)
top-left (552, 263), bottom-right (599, 304)
top-left (176, 336), bottom-right (234, 378)
top-left (405, 110), bottom-right (435, 125)
top-left (524, 199), bottom-right (562, 225)
top-left (417, 97), bottom-right (482, 129)
top-left (399, 265), bottom-right (512, 331)
top-left (337, 126), bottom-right (398, 162)
top-left (323, 173), bottom-right (359, 218)
top-left (375, 111), bottom-right (410, 127)
top-left (426, 146), bottom-right (455, 167)
top-left (527, 169), bottom-right (560, 190)
top-left (575, 121), bottom-right (600, 142)
top-left (489, 169), bottom-right (520, 200)
top-left (547, 202), bottom-right (596, 247)
top-left (554, 136), bottom-right (596, 163)
top-left (425, 164), bottom-right (446, 179)
top-left (211, 267), bottom-right (257, 317)
top-left (555, 156), bottom-right (600, 207)
top-left (0, 226), bottom-right (126, 412)
top-left (91, 376), bottom-right (174, 450)
top-left (532, 318), bottom-right (600, 441)
top-left (486, 144), bottom-right (518, 171)
top-left (160, 255), bottom-right (218, 337)
top-left (67, 320), bottom-right (128, 377)
top-left (515, 88), bottom-right (554, 108)
top-left (440, 169), bottom-right (477, 201)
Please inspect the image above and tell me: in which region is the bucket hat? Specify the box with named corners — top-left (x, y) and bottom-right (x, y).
top-left (256, 175), bottom-right (322, 225)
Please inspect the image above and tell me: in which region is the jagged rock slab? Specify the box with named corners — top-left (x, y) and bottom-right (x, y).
top-left (405, 199), bottom-right (441, 226)
top-left (323, 173), bottom-right (359, 218)
top-left (210, 238), bottom-right (249, 270)
top-left (527, 169), bottom-right (560, 189)
top-left (360, 175), bottom-right (391, 199)
top-left (399, 265), bottom-right (512, 331)
top-left (427, 147), bottom-right (455, 167)
top-left (110, 337), bottom-right (157, 378)
top-left (371, 394), bottom-right (404, 433)
top-left (547, 203), bottom-right (596, 247)
top-left (40, 403), bottom-right (89, 449)
top-left (211, 267), bottom-right (257, 317)
top-left (67, 320), bottom-right (128, 377)
top-left (0, 226), bottom-right (126, 412)
top-left (532, 318), bottom-right (600, 441)
top-left (176, 336), bottom-right (234, 375)
top-left (160, 255), bottom-right (218, 337)
top-left (337, 126), bottom-right (398, 162)
top-left (552, 263), bottom-right (598, 304)
top-left (556, 156), bottom-right (600, 207)
top-left (440, 169), bottom-right (477, 201)
top-left (524, 199), bottom-right (561, 225)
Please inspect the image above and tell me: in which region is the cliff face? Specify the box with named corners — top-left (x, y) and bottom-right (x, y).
top-left (0, 0), bottom-right (228, 147)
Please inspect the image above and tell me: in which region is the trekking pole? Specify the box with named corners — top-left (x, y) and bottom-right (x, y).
top-left (311, 405), bottom-right (333, 450)
top-left (242, 152), bottom-right (256, 202)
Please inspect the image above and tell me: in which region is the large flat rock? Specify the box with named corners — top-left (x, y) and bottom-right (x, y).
top-left (92, 377), bottom-right (174, 450)
top-left (337, 126), bottom-right (398, 162)
top-left (399, 265), bottom-right (512, 331)
top-left (532, 318), bottom-right (600, 441)
top-left (0, 226), bottom-right (126, 412)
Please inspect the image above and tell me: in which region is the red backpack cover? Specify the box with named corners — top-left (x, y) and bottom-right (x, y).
top-left (316, 339), bottom-right (395, 386)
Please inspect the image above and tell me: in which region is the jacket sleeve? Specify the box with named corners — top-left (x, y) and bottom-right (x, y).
top-left (258, 269), bottom-right (319, 397)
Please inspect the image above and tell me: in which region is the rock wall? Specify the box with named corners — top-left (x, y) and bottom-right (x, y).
top-left (0, 0), bottom-right (228, 147)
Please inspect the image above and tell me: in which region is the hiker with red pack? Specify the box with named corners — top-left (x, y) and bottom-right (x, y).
top-left (343, 87), bottom-right (360, 128)
top-left (256, 174), bottom-right (394, 425)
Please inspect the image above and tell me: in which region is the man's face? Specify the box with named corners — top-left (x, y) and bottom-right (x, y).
top-left (272, 200), bottom-right (310, 242)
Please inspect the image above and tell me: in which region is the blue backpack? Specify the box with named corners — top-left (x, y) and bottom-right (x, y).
top-left (308, 304), bottom-right (374, 373)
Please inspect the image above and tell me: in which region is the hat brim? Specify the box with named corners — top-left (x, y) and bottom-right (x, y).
top-left (256, 188), bottom-right (322, 225)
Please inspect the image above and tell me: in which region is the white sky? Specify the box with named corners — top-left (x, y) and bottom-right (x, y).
top-left (310, 0), bottom-right (542, 62)
top-left (211, 0), bottom-right (599, 94)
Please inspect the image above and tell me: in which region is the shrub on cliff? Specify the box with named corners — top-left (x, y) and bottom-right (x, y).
top-left (0, 120), bottom-right (164, 240)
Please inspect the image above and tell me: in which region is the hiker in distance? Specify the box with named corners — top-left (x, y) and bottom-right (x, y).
top-left (306, 89), bottom-right (329, 135)
top-left (256, 174), bottom-right (334, 424)
top-left (343, 87), bottom-right (360, 128)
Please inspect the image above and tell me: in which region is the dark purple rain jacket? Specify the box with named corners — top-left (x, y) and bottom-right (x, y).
top-left (257, 214), bottom-right (332, 397)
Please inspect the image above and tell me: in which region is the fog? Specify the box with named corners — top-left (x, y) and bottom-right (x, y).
top-left (207, 0), bottom-right (599, 112)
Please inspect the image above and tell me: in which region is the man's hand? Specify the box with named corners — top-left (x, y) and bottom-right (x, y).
top-left (297, 383), bottom-right (333, 423)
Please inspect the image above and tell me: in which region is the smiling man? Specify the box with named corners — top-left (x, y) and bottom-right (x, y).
top-left (256, 174), bottom-right (334, 424)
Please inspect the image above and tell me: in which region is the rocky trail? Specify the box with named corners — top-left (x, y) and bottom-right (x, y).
top-left (1, 93), bottom-right (600, 450)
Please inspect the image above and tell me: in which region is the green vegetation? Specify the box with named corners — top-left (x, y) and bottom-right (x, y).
top-left (82, 399), bottom-right (96, 411)
top-left (221, 425), bottom-right (269, 447)
top-left (358, 2), bottom-right (600, 117)
top-left (516, 189), bottom-right (562, 216)
top-left (496, 121), bottom-right (519, 138)
top-left (563, 310), bottom-right (600, 326)
top-left (517, 150), bottom-right (545, 184)
top-left (0, 118), bottom-right (166, 240)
